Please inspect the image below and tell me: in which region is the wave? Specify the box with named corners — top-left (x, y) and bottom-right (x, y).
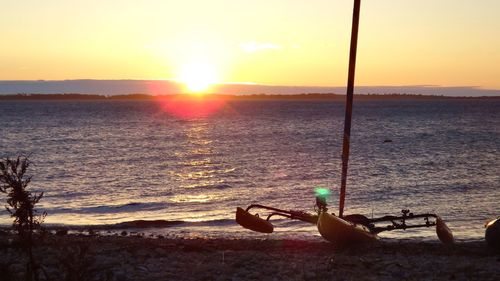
top-left (43, 202), bottom-right (168, 215)
top-left (42, 218), bottom-right (235, 230)
top-left (182, 183), bottom-right (233, 190)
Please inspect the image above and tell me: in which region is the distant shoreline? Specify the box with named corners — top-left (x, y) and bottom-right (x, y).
top-left (1, 93), bottom-right (499, 101)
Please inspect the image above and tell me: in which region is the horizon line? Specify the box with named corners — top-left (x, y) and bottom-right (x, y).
top-left (1, 80), bottom-right (500, 97)
top-left (0, 79), bottom-right (497, 91)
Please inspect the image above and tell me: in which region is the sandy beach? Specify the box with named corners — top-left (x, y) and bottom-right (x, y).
top-left (1, 230), bottom-right (498, 281)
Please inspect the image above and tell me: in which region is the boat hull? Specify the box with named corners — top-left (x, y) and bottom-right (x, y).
top-left (317, 212), bottom-right (378, 245)
top-left (485, 217), bottom-right (500, 252)
top-left (235, 207), bottom-right (274, 233)
top-left (436, 216), bottom-right (454, 244)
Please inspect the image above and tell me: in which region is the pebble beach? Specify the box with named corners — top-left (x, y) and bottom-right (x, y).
top-left (1, 230), bottom-right (498, 281)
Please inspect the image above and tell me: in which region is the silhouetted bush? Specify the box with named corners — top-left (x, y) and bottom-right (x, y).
top-left (0, 155), bottom-right (46, 281)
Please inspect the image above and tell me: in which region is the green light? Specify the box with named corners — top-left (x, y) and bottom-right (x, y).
top-left (315, 187), bottom-right (331, 198)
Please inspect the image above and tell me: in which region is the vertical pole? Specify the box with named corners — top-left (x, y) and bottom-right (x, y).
top-left (339, 0), bottom-right (361, 218)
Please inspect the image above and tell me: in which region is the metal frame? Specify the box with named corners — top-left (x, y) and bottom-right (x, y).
top-left (242, 204), bottom-right (440, 235)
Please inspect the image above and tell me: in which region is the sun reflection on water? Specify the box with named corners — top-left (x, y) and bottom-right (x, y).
top-left (171, 194), bottom-right (216, 203)
top-left (181, 159), bottom-right (212, 167)
top-left (170, 121), bottom-right (227, 206)
top-left (174, 170), bottom-right (216, 180)
top-left (155, 94), bottom-right (226, 119)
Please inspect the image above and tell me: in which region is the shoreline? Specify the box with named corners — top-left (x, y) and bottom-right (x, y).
top-left (0, 218), bottom-right (490, 244)
top-left (1, 232), bottom-right (498, 280)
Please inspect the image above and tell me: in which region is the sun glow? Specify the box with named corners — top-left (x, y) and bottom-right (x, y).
top-left (179, 61), bottom-right (218, 93)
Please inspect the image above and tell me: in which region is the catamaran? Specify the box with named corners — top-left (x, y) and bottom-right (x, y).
top-left (235, 0), bottom-right (454, 246)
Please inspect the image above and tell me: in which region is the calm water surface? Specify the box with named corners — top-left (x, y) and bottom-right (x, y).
top-left (0, 99), bottom-right (498, 241)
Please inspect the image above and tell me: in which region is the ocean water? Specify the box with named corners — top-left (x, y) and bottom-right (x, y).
top-left (0, 98), bottom-right (498, 241)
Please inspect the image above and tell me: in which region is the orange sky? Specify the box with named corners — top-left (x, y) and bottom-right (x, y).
top-left (1, 0), bottom-right (500, 89)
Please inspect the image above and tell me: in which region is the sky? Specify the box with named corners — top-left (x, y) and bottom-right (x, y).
top-left (1, 0), bottom-right (500, 91)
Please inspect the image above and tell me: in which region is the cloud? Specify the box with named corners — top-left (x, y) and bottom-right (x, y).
top-left (240, 41), bottom-right (282, 53)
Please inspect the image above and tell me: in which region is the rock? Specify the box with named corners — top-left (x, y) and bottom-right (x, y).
top-left (56, 229), bottom-right (68, 236)
top-left (155, 248), bottom-right (167, 255)
top-left (303, 271), bottom-right (316, 280)
top-left (113, 270), bottom-right (127, 281)
top-left (136, 265), bottom-right (149, 272)
top-left (120, 231), bottom-right (128, 236)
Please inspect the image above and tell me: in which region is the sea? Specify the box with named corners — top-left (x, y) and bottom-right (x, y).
top-left (0, 97), bottom-right (498, 242)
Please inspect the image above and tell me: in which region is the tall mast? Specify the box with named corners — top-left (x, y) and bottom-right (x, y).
top-left (339, 0), bottom-right (361, 218)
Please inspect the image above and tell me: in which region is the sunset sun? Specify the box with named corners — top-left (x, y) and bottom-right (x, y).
top-left (179, 61), bottom-right (218, 93)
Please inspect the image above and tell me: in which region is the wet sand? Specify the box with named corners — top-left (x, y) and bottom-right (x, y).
top-left (1, 232), bottom-right (499, 281)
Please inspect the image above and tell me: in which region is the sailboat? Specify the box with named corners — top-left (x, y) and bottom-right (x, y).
top-left (235, 0), bottom-right (454, 246)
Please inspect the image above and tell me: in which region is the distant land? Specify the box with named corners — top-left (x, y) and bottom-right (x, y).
top-left (1, 80), bottom-right (500, 97)
top-left (1, 93), bottom-right (499, 101)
